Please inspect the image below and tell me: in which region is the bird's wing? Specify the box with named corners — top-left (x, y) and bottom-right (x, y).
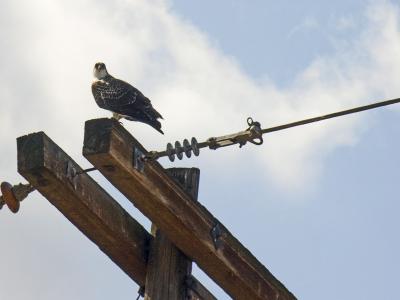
top-left (92, 77), bottom-right (143, 110)
top-left (92, 77), bottom-right (161, 117)
top-left (92, 76), bottom-right (163, 133)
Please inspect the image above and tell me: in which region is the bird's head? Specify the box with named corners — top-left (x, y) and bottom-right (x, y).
top-left (93, 62), bottom-right (108, 79)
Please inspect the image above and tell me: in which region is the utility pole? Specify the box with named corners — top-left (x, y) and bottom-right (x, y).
top-left (7, 96), bottom-right (400, 299)
top-left (16, 131), bottom-right (215, 299)
top-left (12, 119), bottom-right (296, 299)
top-left (144, 168), bottom-right (205, 300)
top-left (83, 118), bottom-right (295, 300)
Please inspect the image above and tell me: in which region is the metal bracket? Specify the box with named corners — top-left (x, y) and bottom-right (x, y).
top-left (66, 161), bottom-right (77, 180)
top-left (210, 221), bottom-right (222, 250)
top-left (65, 161), bottom-right (79, 190)
top-left (133, 147), bottom-right (145, 172)
top-left (66, 161), bottom-right (98, 182)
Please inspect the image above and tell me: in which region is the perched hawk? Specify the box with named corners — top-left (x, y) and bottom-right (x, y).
top-left (91, 62), bottom-right (164, 134)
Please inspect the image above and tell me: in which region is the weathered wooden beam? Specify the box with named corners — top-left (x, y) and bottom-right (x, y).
top-left (145, 168), bottom-right (200, 300)
top-left (185, 276), bottom-right (217, 300)
top-left (17, 131), bottom-right (149, 284)
top-left (145, 225), bottom-right (190, 299)
top-left (83, 118), bottom-right (296, 300)
top-left (17, 131), bottom-right (216, 299)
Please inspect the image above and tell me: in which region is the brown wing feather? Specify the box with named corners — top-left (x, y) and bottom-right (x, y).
top-left (92, 76), bottom-right (164, 134)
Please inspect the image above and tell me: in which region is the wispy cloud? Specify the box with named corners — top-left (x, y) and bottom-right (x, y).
top-left (335, 15), bottom-right (357, 31)
top-left (288, 16), bottom-right (320, 38)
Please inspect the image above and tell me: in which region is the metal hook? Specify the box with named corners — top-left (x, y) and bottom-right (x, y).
top-left (249, 137), bottom-right (263, 145)
top-left (247, 117), bottom-right (264, 146)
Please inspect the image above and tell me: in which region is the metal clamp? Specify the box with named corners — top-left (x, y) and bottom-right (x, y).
top-left (246, 117), bottom-right (263, 146)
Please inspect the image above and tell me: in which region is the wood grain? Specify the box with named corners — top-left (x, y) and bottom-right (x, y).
top-left (17, 132), bottom-right (216, 299)
top-left (145, 168), bottom-right (201, 300)
top-left (83, 118), bottom-right (296, 300)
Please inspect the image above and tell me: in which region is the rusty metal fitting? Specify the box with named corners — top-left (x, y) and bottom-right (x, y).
top-left (0, 182), bottom-right (35, 213)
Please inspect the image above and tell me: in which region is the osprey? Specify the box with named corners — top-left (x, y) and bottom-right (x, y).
top-left (91, 62), bottom-right (164, 134)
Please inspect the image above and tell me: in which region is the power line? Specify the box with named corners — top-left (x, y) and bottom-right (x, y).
top-left (146, 97), bottom-right (400, 161)
top-left (261, 97), bottom-right (400, 134)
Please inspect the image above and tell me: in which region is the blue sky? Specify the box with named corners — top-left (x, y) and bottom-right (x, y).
top-left (0, 1), bottom-right (399, 299)
top-left (172, 0), bottom-right (367, 83)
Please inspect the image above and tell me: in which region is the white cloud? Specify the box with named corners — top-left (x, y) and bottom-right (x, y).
top-left (0, 0), bottom-right (399, 194)
top-left (0, 0), bottom-right (400, 299)
top-left (1, 0), bottom-right (400, 192)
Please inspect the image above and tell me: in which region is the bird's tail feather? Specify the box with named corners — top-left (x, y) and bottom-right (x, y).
top-left (153, 108), bottom-right (163, 120)
top-left (146, 108), bottom-right (164, 133)
top-left (151, 119), bottom-right (164, 134)
top-left (124, 111), bottom-right (164, 134)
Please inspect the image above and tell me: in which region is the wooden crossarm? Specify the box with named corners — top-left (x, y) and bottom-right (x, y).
top-left (17, 131), bottom-right (215, 299)
top-left (83, 118), bottom-right (296, 300)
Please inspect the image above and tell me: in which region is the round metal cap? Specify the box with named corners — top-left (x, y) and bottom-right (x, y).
top-left (1, 182), bottom-right (20, 213)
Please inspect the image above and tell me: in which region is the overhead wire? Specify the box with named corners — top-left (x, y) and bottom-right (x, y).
top-left (261, 97), bottom-right (400, 134)
top-left (146, 97), bottom-right (400, 161)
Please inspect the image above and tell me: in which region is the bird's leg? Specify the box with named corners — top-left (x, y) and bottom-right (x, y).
top-left (112, 112), bottom-right (122, 120)
top-left (111, 113), bottom-right (124, 125)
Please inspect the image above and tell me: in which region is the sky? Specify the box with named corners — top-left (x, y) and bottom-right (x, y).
top-left (0, 0), bottom-right (400, 299)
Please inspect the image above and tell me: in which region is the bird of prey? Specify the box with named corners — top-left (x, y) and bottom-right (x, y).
top-left (91, 62), bottom-right (164, 134)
